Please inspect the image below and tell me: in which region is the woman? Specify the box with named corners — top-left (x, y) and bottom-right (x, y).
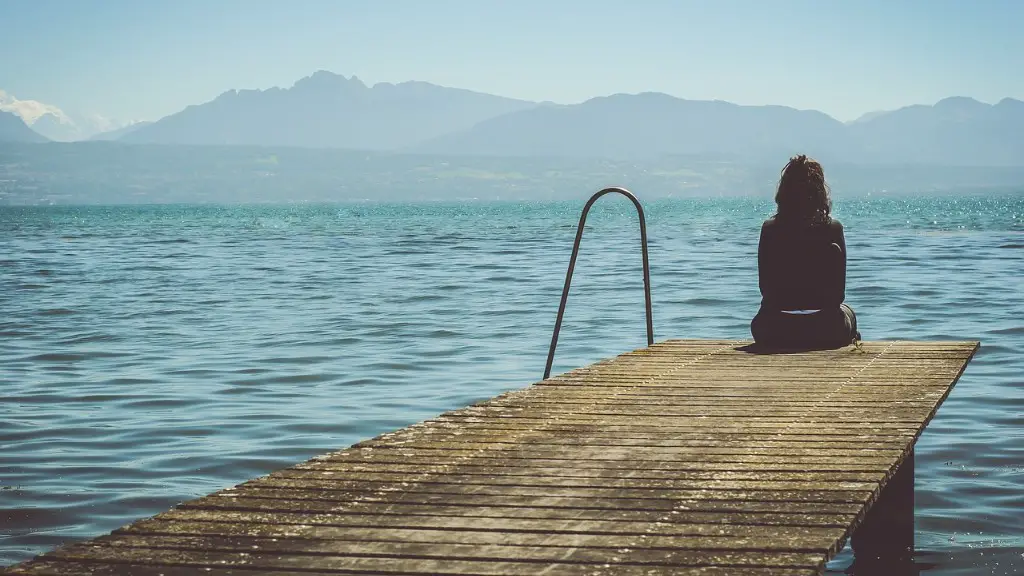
top-left (751, 155), bottom-right (860, 349)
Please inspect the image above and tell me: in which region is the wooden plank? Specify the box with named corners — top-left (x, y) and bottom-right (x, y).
top-left (4, 339), bottom-right (978, 576)
top-left (259, 472), bottom-right (881, 491)
top-left (172, 497), bottom-right (864, 520)
top-left (273, 467), bottom-right (887, 483)
top-left (38, 543), bottom-right (828, 573)
top-left (314, 456), bottom-right (905, 473)
top-left (44, 538), bottom-right (829, 566)
top-left (130, 505), bottom-right (858, 528)
top-left (288, 464), bottom-right (887, 482)
top-left (102, 529), bottom-right (845, 552)
top-left (8, 559), bottom-right (819, 576)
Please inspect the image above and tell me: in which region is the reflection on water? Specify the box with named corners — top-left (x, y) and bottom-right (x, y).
top-left (1, 196), bottom-right (1022, 573)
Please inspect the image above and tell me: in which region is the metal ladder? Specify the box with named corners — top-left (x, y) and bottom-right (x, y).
top-left (543, 187), bottom-right (654, 380)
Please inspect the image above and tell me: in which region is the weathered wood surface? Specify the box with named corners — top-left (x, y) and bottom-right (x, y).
top-left (5, 339), bottom-right (978, 576)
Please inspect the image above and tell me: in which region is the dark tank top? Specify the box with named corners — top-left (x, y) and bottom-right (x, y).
top-left (757, 217), bottom-right (846, 311)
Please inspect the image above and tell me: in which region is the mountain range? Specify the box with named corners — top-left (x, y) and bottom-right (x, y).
top-left (419, 92), bottom-right (855, 163)
top-left (417, 93), bottom-right (1024, 165)
top-left (120, 71), bottom-right (535, 150)
top-left (3, 71), bottom-right (1023, 166)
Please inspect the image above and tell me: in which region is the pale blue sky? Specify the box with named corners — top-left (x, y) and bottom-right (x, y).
top-left (1, 0), bottom-right (1022, 122)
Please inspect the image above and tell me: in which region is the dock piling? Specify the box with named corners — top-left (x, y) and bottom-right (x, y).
top-left (851, 449), bottom-right (916, 569)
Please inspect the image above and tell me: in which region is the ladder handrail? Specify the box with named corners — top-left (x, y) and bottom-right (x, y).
top-left (543, 187), bottom-right (653, 380)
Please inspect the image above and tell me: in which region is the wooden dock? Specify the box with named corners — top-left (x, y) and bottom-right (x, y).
top-left (5, 339), bottom-right (978, 576)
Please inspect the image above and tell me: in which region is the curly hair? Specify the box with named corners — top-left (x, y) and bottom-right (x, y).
top-left (774, 154), bottom-right (832, 226)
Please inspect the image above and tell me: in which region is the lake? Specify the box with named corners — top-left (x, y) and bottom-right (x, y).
top-left (1, 195), bottom-right (1022, 574)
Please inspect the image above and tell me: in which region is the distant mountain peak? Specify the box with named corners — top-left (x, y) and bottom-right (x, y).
top-left (0, 109), bottom-right (49, 142)
top-left (88, 120), bottom-right (153, 141)
top-left (1, 88), bottom-right (134, 140)
top-left (0, 88), bottom-right (69, 125)
top-left (934, 96), bottom-right (988, 110)
top-left (849, 110), bottom-right (890, 124)
top-left (292, 70), bottom-right (368, 92)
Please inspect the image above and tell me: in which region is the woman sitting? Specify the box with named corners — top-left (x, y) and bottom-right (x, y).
top-left (751, 155), bottom-right (860, 349)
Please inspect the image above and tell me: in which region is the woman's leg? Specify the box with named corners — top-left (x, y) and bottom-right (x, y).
top-left (752, 308), bottom-right (801, 347)
top-left (753, 307), bottom-right (857, 349)
top-left (841, 303), bottom-right (860, 341)
top-left (810, 305), bottom-right (857, 347)
top-left (751, 308), bottom-right (788, 346)
top-left (751, 308), bottom-right (769, 344)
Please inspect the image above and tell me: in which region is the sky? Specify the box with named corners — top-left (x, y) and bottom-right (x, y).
top-left (1, 0), bottom-right (1022, 124)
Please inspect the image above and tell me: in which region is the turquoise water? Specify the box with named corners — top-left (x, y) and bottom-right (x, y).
top-left (1, 195), bottom-right (1022, 574)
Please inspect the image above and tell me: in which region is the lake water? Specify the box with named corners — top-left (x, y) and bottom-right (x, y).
top-left (1, 195), bottom-right (1022, 574)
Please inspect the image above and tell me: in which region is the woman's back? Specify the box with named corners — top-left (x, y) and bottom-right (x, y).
top-left (758, 217), bottom-right (846, 311)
